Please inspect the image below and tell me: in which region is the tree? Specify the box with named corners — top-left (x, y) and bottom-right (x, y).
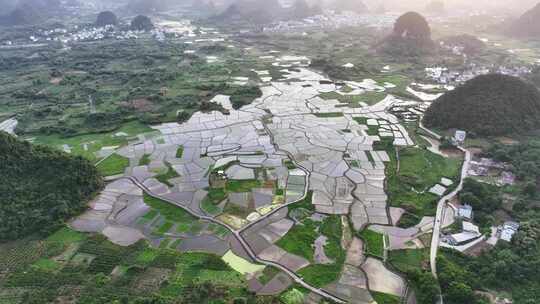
top-left (176, 111), bottom-right (190, 123)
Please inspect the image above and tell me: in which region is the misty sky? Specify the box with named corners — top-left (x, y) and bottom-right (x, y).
top-left (361, 0), bottom-right (538, 15)
top-left (2, 0), bottom-right (538, 17)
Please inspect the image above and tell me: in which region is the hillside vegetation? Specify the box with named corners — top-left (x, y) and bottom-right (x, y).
top-left (423, 74), bottom-right (540, 136)
top-left (0, 132), bottom-right (103, 241)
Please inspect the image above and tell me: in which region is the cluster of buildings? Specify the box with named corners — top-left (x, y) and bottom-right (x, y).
top-left (425, 64), bottom-right (531, 85)
top-left (439, 43), bottom-right (468, 57)
top-left (499, 221), bottom-right (520, 242)
top-left (2, 23), bottom-right (179, 47)
top-left (468, 157), bottom-right (516, 186)
top-left (263, 11), bottom-right (397, 33)
top-left (443, 219), bottom-right (482, 246)
top-left (37, 26), bottom-right (153, 44)
top-left (443, 203), bottom-right (520, 248)
top-left (389, 102), bottom-right (430, 123)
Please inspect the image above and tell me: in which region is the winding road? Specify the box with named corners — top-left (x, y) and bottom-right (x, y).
top-left (429, 147), bottom-right (471, 277)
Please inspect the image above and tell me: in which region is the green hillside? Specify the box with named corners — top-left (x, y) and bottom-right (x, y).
top-left (423, 74), bottom-right (540, 136)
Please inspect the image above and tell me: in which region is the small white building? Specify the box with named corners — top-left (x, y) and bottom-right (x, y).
top-left (446, 232), bottom-right (480, 246)
top-left (457, 204), bottom-right (473, 221)
top-left (453, 130), bottom-right (467, 145)
top-left (463, 221), bottom-right (480, 234)
top-left (445, 222), bottom-right (481, 246)
top-left (500, 221), bottom-right (520, 242)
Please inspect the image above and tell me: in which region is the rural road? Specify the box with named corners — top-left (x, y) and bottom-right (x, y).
top-left (430, 146), bottom-right (471, 277)
top-left (418, 121), bottom-right (472, 279)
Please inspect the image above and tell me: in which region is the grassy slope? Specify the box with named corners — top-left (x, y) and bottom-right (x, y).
top-left (388, 147), bottom-right (462, 218)
top-left (96, 153), bottom-right (130, 176)
top-left (28, 121), bottom-right (154, 162)
top-left (388, 249), bottom-right (430, 273)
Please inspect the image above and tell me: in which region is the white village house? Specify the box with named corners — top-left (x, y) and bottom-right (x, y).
top-left (445, 221), bottom-right (482, 246)
top-left (457, 204), bottom-right (473, 221)
top-left (500, 221), bottom-right (520, 242)
top-left (453, 130), bottom-right (467, 146)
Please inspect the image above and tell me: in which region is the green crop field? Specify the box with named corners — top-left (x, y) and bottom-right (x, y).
top-left (359, 229), bottom-right (385, 258)
top-left (96, 153), bottom-right (130, 176)
top-left (389, 249), bottom-right (430, 273)
top-left (387, 147), bottom-right (463, 224)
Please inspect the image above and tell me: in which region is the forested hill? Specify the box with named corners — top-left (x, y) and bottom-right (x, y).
top-left (378, 11), bottom-right (435, 56)
top-left (0, 132), bottom-right (103, 241)
top-left (423, 74), bottom-right (540, 136)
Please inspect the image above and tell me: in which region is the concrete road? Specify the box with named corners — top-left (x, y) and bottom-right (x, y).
top-left (429, 147), bottom-right (471, 278)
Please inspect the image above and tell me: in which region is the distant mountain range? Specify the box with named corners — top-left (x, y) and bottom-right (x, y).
top-left (212, 0), bottom-right (282, 24)
top-left (506, 2), bottom-right (540, 37)
top-left (212, 0), bottom-right (322, 25)
top-left (425, 0), bottom-right (445, 14)
top-left (0, 0), bottom-right (63, 26)
top-left (331, 0), bottom-right (368, 13)
top-left (0, 0), bottom-right (18, 11)
top-left (126, 0), bottom-right (178, 14)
